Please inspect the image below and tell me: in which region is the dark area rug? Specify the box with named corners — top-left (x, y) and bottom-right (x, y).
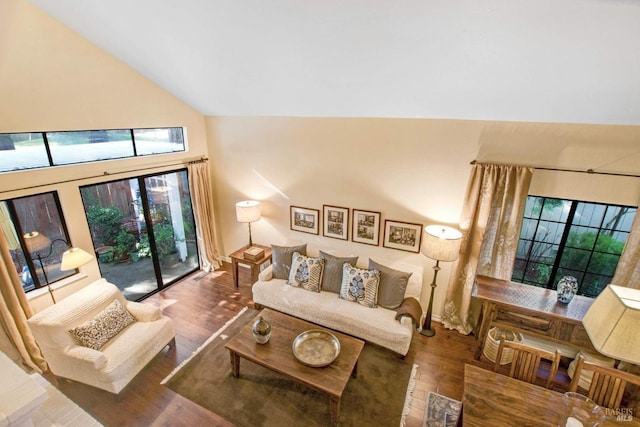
top-left (163, 308), bottom-right (417, 427)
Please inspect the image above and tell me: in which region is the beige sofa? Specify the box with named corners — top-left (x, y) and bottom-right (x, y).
top-left (28, 278), bottom-right (175, 394)
top-left (252, 250), bottom-right (423, 356)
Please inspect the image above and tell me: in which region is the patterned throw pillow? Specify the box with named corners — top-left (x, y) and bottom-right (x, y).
top-left (68, 299), bottom-right (135, 350)
top-left (288, 252), bottom-right (325, 292)
top-left (339, 264), bottom-right (380, 308)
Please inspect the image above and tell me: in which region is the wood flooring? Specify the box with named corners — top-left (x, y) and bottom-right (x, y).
top-left (44, 263), bottom-right (514, 426)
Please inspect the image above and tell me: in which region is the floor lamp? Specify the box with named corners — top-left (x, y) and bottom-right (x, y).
top-left (24, 231), bottom-right (94, 304)
top-left (420, 225), bottom-right (462, 337)
top-left (235, 200), bottom-right (261, 248)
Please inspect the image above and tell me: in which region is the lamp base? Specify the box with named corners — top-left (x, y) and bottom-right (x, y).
top-left (420, 328), bottom-right (435, 337)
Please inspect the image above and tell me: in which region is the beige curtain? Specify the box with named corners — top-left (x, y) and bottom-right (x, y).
top-left (612, 201), bottom-right (640, 288)
top-left (441, 163), bottom-right (533, 334)
top-left (0, 226), bottom-right (48, 373)
top-left (188, 160), bottom-right (221, 271)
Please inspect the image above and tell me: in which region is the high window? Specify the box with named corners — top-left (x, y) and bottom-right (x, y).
top-left (512, 196), bottom-right (636, 298)
top-left (1, 192), bottom-right (75, 292)
top-left (0, 127), bottom-right (185, 173)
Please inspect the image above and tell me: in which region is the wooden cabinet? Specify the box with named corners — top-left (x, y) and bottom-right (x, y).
top-left (474, 275), bottom-right (596, 359)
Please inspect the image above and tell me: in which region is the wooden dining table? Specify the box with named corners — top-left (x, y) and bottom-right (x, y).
top-left (463, 364), bottom-right (638, 426)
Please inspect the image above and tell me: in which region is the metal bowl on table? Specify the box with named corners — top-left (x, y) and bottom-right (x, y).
top-left (292, 329), bottom-right (341, 368)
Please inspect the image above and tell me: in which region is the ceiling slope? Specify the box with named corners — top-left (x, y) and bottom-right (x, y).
top-left (27, 0), bottom-right (640, 125)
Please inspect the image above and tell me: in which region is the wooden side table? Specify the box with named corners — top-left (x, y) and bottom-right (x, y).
top-left (229, 244), bottom-right (272, 288)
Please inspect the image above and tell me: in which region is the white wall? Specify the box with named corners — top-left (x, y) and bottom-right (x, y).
top-left (207, 116), bottom-right (640, 318)
top-left (0, 0), bottom-right (208, 312)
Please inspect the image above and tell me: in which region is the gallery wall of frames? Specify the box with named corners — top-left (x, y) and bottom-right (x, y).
top-left (289, 205), bottom-right (423, 254)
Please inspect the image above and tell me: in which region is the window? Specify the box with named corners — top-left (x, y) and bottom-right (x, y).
top-left (512, 196), bottom-right (636, 298)
top-left (1, 192), bottom-right (75, 292)
top-left (80, 169), bottom-right (199, 301)
top-left (0, 127), bottom-right (185, 173)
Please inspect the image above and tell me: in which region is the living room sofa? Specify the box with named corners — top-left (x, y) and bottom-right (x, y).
top-left (27, 278), bottom-right (175, 394)
top-left (252, 246), bottom-right (424, 356)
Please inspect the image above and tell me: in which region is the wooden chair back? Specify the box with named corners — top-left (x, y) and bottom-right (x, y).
top-left (569, 355), bottom-right (640, 409)
top-left (494, 340), bottom-right (561, 389)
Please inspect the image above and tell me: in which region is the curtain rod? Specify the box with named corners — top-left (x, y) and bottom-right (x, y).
top-left (0, 156), bottom-right (208, 195)
top-left (469, 160), bottom-right (640, 178)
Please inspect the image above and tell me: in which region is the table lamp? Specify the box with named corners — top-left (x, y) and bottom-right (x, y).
top-left (420, 225), bottom-right (463, 337)
top-left (582, 284), bottom-right (640, 364)
top-left (235, 200), bottom-right (261, 248)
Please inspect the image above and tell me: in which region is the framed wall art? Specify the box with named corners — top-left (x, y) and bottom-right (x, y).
top-left (290, 205), bottom-right (320, 235)
top-left (351, 209), bottom-right (381, 246)
top-left (383, 219), bottom-right (423, 253)
top-left (323, 205), bottom-right (349, 240)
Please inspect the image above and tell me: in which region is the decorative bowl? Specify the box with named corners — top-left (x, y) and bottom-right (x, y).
top-left (292, 330), bottom-right (341, 368)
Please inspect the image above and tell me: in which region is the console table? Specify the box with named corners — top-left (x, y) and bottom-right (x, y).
top-left (474, 275), bottom-right (596, 360)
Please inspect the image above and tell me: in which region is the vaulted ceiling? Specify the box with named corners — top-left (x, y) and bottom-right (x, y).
top-left (28, 0), bottom-right (640, 125)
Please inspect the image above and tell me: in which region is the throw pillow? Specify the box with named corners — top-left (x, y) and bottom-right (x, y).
top-left (369, 259), bottom-right (413, 310)
top-left (319, 251), bottom-right (358, 294)
top-left (340, 264), bottom-right (380, 308)
top-left (68, 299), bottom-right (135, 350)
top-left (288, 252), bottom-right (325, 292)
top-left (271, 244), bottom-right (307, 280)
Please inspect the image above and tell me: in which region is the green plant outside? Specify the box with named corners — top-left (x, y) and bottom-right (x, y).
top-left (113, 230), bottom-right (136, 261)
top-left (515, 230), bottom-right (625, 297)
top-left (86, 206), bottom-right (125, 247)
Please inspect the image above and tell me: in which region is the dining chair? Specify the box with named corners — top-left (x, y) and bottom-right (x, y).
top-left (494, 340), bottom-right (561, 389)
top-left (569, 355), bottom-right (640, 409)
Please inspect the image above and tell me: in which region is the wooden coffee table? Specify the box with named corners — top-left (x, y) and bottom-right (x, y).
top-left (225, 308), bottom-right (365, 426)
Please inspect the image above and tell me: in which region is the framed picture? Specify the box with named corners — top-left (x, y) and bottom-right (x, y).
top-left (352, 209), bottom-right (381, 246)
top-left (290, 206), bottom-right (320, 235)
top-left (323, 205), bottom-right (349, 240)
top-left (383, 220), bottom-right (423, 253)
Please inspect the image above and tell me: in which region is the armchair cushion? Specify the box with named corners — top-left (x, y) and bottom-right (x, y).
top-left (65, 345), bottom-right (107, 370)
top-left (126, 301), bottom-right (162, 322)
top-left (68, 299), bottom-right (135, 350)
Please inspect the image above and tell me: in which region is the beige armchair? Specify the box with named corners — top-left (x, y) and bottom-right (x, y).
top-left (27, 278), bottom-right (175, 394)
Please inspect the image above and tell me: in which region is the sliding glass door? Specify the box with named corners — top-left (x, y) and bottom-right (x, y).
top-left (80, 169), bottom-right (198, 300)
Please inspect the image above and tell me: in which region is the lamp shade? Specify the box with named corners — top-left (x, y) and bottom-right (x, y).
top-left (23, 231), bottom-right (51, 253)
top-left (235, 200), bottom-right (261, 223)
top-left (582, 284), bottom-right (640, 364)
top-left (60, 247), bottom-right (94, 271)
top-left (421, 225), bottom-right (462, 262)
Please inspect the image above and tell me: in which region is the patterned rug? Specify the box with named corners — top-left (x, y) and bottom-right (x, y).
top-left (424, 392), bottom-right (462, 427)
top-left (162, 307), bottom-right (419, 427)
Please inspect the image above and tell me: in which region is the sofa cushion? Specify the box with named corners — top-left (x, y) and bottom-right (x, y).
top-left (340, 264), bottom-right (380, 308)
top-left (370, 258), bottom-right (423, 301)
top-left (68, 299), bottom-right (135, 350)
top-left (319, 251), bottom-right (358, 294)
top-left (288, 252), bottom-right (325, 292)
top-left (272, 244), bottom-right (307, 279)
top-left (369, 259), bottom-right (413, 310)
